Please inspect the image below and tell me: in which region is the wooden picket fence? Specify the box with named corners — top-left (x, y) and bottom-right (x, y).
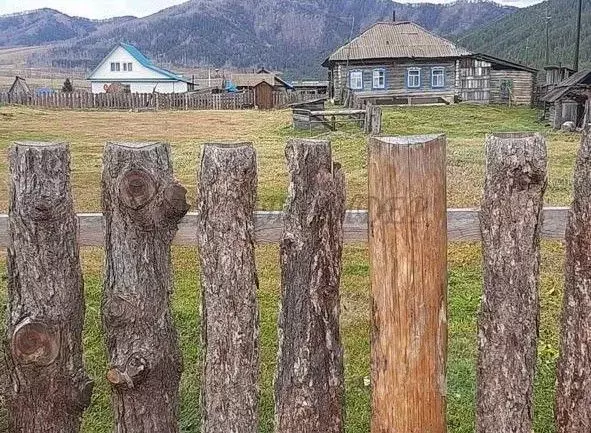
top-left (0, 90), bottom-right (324, 111)
top-left (0, 90), bottom-right (255, 111)
top-left (3, 131), bottom-right (591, 432)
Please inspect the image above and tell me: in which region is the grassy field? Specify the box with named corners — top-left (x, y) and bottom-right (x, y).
top-left (0, 104), bottom-right (580, 432)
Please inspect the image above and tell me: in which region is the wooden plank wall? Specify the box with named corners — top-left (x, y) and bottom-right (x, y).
top-left (490, 70), bottom-right (534, 106)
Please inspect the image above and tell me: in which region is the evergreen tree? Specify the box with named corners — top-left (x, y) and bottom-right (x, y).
top-left (62, 78), bottom-right (74, 92)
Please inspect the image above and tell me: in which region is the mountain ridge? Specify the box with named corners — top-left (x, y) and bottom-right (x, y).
top-left (0, 0), bottom-right (529, 78)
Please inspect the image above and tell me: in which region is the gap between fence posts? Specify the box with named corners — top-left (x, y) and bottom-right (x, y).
top-left (274, 138), bottom-right (346, 433)
top-left (102, 141), bottom-right (189, 433)
top-left (477, 132), bottom-right (547, 433)
top-left (5, 141), bottom-right (93, 432)
top-left (368, 134), bottom-right (448, 433)
top-left (555, 129), bottom-right (591, 432)
top-left (197, 142), bottom-right (260, 433)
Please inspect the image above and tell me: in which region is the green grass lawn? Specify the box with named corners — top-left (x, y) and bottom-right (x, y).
top-left (0, 104), bottom-right (580, 432)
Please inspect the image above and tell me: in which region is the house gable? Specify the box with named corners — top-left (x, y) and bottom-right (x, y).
top-left (87, 45), bottom-right (186, 83)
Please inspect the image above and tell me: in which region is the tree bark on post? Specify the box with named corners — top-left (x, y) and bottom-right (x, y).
top-left (556, 130), bottom-right (591, 433)
top-left (275, 139), bottom-right (346, 433)
top-left (477, 132), bottom-right (547, 433)
top-left (197, 143), bottom-right (259, 433)
top-left (102, 142), bottom-right (189, 433)
top-left (371, 106), bottom-right (382, 135)
top-left (4, 141), bottom-right (93, 432)
top-left (368, 135), bottom-right (448, 433)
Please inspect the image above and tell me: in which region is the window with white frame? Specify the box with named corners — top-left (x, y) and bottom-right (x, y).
top-left (432, 67), bottom-right (445, 88)
top-left (110, 62), bottom-right (121, 72)
top-left (349, 71), bottom-right (363, 90)
top-left (407, 68), bottom-right (421, 88)
top-left (373, 69), bottom-right (385, 89)
top-left (127, 62), bottom-right (133, 72)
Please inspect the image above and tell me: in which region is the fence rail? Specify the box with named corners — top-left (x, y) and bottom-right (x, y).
top-left (0, 90), bottom-right (256, 111)
top-left (0, 207), bottom-right (569, 246)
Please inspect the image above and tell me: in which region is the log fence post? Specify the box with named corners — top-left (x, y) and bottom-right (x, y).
top-left (368, 134), bottom-right (448, 433)
top-left (4, 141), bottom-right (93, 432)
top-left (102, 141), bottom-right (189, 432)
top-left (371, 106), bottom-right (382, 135)
top-left (477, 132), bottom-right (547, 433)
top-left (555, 130), bottom-right (591, 432)
top-left (274, 138), bottom-right (346, 433)
top-left (197, 143), bottom-right (260, 433)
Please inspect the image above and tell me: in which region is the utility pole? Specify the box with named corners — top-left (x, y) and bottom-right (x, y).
top-left (574, 0), bottom-right (582, 71)
top-left (545, 3), bottom-right (551, 66)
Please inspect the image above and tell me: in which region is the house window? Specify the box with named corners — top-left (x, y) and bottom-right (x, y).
top-left (349, 71), bottom-right (363, 90)
top-left (127, 63), bottom-right (133, 72)
top-left (372, 69), bottom-right (386, 89)
top-left (123, 63), bottom-right (127, 71)
top-left (407, 68), bottom-right (421, 88)
top-left (432, 67), bottom-right (445, 88)
top-left (110, 62), bottom-right (120, 72)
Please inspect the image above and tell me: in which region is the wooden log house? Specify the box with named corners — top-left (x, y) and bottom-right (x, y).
top-left (323, 21), bottom-right (537, 106)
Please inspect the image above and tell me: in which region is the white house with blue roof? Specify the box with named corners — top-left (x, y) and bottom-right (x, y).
top-left (87, 43), bottom-right (193, 94)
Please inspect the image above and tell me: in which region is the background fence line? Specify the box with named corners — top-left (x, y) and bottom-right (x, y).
top-left (0, 90), bottom-right (322, 111)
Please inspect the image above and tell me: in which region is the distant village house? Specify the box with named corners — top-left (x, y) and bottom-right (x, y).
top-left (323, 21), bottom-right (537, 106)
top-left (87, 43), bottom-right (194, 94)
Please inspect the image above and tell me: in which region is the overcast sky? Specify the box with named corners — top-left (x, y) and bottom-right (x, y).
top-left (0, 0), bottom-right (544, 19)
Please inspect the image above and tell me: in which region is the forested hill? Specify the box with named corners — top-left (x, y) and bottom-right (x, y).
top-left (2, 0), bottom-right (516, 78)
top-left (460, 0), bottom-right (591, 70)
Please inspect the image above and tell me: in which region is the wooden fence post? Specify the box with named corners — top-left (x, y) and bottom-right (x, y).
top-left (5, 141), bottom-right (93, 431)
top-left (275, 139), bottom-right (346, 433)
top-left (197, 143), bottom-right (259, 433)
top-left (556, 130), bottom-right (591, 432)
top-left (371, 106), bottom-right (382, 135)
top-left (477, 132), bottom-right (547, 433)
top-left (102, 141), bottom-right (189, 432)
top-left (364, 103), bottom-right (373, 134)
top-left (368, 135), bottom-right (447, 433)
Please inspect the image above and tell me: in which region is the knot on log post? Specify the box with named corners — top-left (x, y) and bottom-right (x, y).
top-left (12, 318), bottom-right (60, 366)
top-left (119, 169), bottom-right (157, 210)
top-left (162, 183), bottom-right (190, 222)
top-left (106, 353), bottom-right (148, 389)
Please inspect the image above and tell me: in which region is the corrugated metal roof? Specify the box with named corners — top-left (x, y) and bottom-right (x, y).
top-left (326, 21), bottom-right (470, 63)
top-left (543, 69), bottom-right (591, 102)
top-left (87, 43), bottom-right (191, 83)
top-left (229, 73), bottom-right (292, 89)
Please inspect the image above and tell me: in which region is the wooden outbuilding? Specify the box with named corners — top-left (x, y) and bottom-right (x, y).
top-left (8, 76), bottom-right (31, 102)
top-left (253, 81), bottom-right (274, 110)
top-left (542, 69), bottom-right (591, 129)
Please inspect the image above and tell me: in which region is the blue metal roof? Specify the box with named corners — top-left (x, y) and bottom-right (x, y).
top-left (88, 43), bottom-right (190, 83)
